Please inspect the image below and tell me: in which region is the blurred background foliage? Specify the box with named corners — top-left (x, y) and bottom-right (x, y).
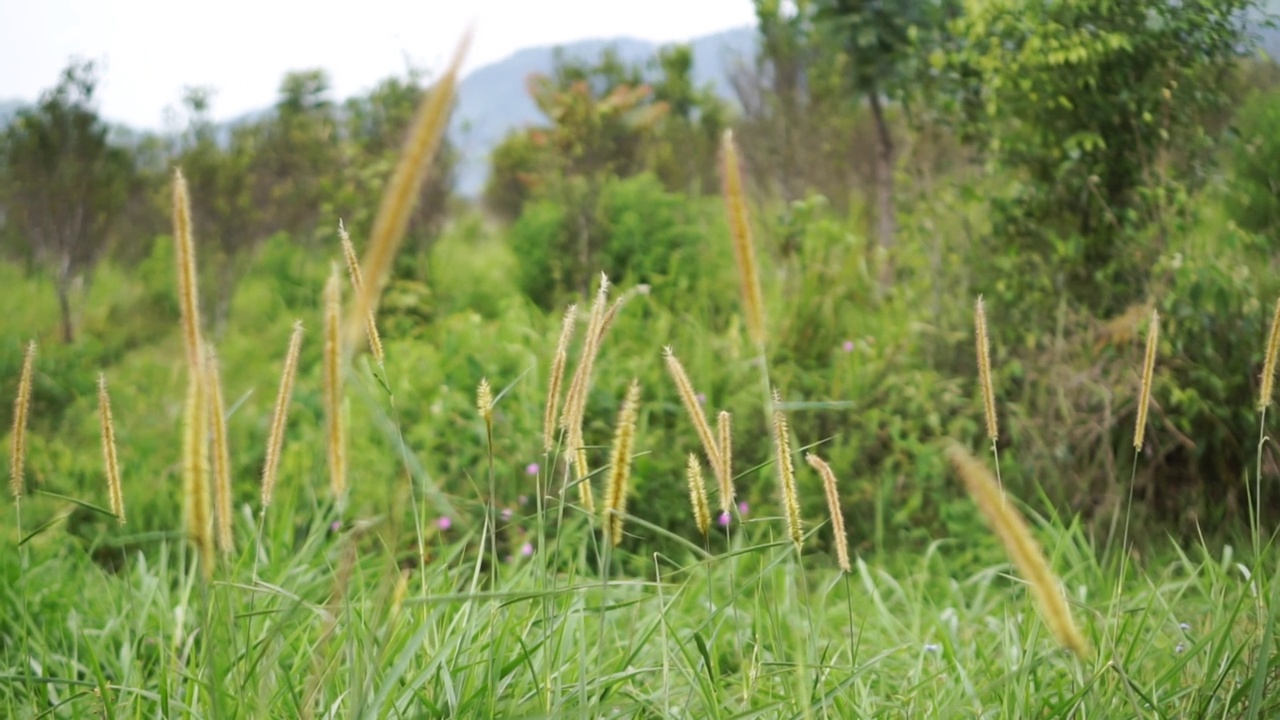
top-left (3, 0), bottom-right (1280, 562)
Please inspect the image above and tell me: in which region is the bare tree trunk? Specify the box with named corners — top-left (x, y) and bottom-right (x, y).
top-left (56, 279), bottom-right (74, 343)
top-left (868, 90), bottom-right (896, 287)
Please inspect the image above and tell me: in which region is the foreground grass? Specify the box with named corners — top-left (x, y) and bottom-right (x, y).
top-left (0, 474), bottom-right (1276, 718)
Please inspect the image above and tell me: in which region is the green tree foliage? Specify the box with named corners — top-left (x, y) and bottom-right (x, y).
top-left (0, 59), bottom-right (136, 342)
top-left (484, 46), bottom-right (724, 301)
top-left (1227, 83), bottom-right (1280, 236)
top-left (948, 0), bottom-right (1262, 317)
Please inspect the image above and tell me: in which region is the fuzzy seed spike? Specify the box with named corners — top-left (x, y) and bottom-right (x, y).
top-left (947, 445), bottom-right (1091, 659)
top-left (206, 353), bottom-right (231, 550)
top-left (97, 373), bottom-right (125, 525)
top-left (262, 321), bottom-right (304, 509)
top-left (603, 379), bottom-right (642, 546)
top-left (1135, 309), bottom-right (1159, 451)
top-left (805, 453), bottom-right (849, 572)
top-left (9, 340), bottom-right (34, 500)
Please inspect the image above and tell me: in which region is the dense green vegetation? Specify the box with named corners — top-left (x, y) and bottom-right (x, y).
top-left (5, 0), bottom-right (1280, 715)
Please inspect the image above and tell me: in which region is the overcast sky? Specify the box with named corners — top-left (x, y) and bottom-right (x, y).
top-left (0, 0), bottom-right (756, 129)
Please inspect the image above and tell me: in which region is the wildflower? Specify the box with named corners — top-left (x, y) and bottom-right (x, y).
top-left (526, 462), bottom-right (539, 476)
top-left (718, 511), bottom-right (731, 527)
top-left (437, 517), bottom-right (452, 530)
top-left (738, 501), bottom-right (749, 516)
top-left (842, 340), bottom-right (854, 353)
top-left (696, 392), bottom-right (707, 406)
top-left (1175, 643), bottom-right (1186, 654)
top-left (923, 643), bottom-right (941, 653)
top-left (518, 495), bottom-right (528, 506)
top-left (501, 507), bottom-right (513, 522)
top-left (521, 541), bottom-right (534, 557)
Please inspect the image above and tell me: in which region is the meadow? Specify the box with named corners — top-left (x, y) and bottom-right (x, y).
top-left (5, 24), bottom-right (1280, 720)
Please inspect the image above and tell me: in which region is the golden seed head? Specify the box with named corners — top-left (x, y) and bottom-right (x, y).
top-left (97, 373), bottom-right (125, 525)
top-left (603, 379), bottom-right (642, 546)
top-left (805, 453), bottom-right (849, 573)
top-left (344, 30), bottom-right (471, 357)
top-left (663, 346), bottom-right (723, 492)
top-left (477, 377), bottom-right (494, 426)
top-left (1260, 297), bottom-right (1280, 411)
top-left (720, 129), bottom-right (766, 349)
top-left (543, 303), bottom-right (578, 453)
top-left (324, 267), bottom-right (347, 503)
top-left (205, 351), bottom-right (232, 551)
top-left (10, 340), bottom-right (35, 500)
top-left (687, 453), bottom-right (711, 537)
top-left (262, 321), bottom-right (304, 509)
top-left (717, 410), bottom-right (735, 514)
top-left (946, 445), bottom-right (1091, 659)
top-left (974, 295), bottom-right (999, 442)
top-left (562, 274), bottom-right (613, 509)
top-left (338, 221), bottom-right (384, 366)
top-left (182, 372), bottom-right (213, 579)
top-left (771, 387), bottom-right (802, 550)
top-left (172, 168), bottom-right (203, 375)
top-left (1135, 309), bottom-right (1159, 451)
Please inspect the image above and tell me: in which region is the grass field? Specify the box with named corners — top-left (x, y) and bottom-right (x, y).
top-left (4, 34), bottom-right (1280, 719)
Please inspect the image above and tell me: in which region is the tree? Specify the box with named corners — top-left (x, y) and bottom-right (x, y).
top-left (812, 0), bottom-right (945, 282)
top-left (0, 59), bottom-right (135, 342)
top-left (949, 0), bottom-right (1262, 316)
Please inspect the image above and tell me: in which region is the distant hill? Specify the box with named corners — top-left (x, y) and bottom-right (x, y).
top-left (0, 99), bottom-right (25, 127)
top-left (450, 26), bottom-right (756, 196)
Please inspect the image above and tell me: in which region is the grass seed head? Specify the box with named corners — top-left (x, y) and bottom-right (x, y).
top-left (805, 453), bottom-right (849, 572)
top-left (205, 354), bottom-right (231, 550)
top-left (1260, 296), bottom-right (1280, 410)
top-left (1135, 309), bottom-right (1159, 451)
top-left (10, 340), bottom-right (35, 500)
top-left (262, 321), bottom-right (304, 510)
top-left (946, 444), bottom-right (1092, 659)
top-left (543, 304), bottom-right (578, 453)
top-left (603, 379), bottom-right (642, 546)
top-left (771, 388), bottom-right (802, 550)
top-left (97, 372), bottom-right (125, 525)
top-left (687, 453), bottom-right (711, 537)
top-left (720, 129), bottom-right (766, 349)
top-left (975, 295), bottom-right (999, 442)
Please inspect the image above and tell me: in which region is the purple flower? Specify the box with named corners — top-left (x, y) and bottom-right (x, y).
top-left (525, 462), bottom-right (539, 476)
top-left (718, 512), bottom-right (731, 527)
top-left (329, 520), bottom-right (341, 532)
top-left (437, 517), bottom-right (452, 530)
top-left (696, 393), bottom-right (707, 406)
top-left (738, 501), bottom-right (749, 516)
top-left (842, 340), bottom-right (854, 353)
top-left (520, 542), bottom-right (534, 557)
top-left (501, 507), bottom-right (513, 522)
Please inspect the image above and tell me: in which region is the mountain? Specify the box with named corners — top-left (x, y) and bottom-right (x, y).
top-left (450, 26), bottom-right (757, 197)
top-left (0, 99), bottom-right (25, 127)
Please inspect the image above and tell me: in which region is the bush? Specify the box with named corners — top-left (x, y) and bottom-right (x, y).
top-left (1228, 87), bottom-right (1280, 238)
top-left (508, 173), bottom-right (705, 309)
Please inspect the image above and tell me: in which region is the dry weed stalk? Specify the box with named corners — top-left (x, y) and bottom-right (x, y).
top-left (1134, 309), bottom-right (1159, 451)
top-left (603, 379), bottom-right (641, 546)
top-left (345, 30), bottom-right (471, 355)
top-left (720, 130), bottom-right (766, 349)
top-left (686, 453), bottom-right (711, 537)
top-left (338, 220), bottom-right (384, 365)
top-left (974, 296), bottom-right (999, 442)
top-left (543, 304), bottom-right (578, 452)
top-left (805, 453), bottom-right (849, 572)
top-left (717, 410), bottom-right (735, 514)
top-left (946, 445), bottom-right (1091, 659)
top-left (1260, 297), bottom-right (1280, 410)
top-left (205, 354), bottom-right (232, 550)
top-left (262, 321), bottom-right (304, 509)
top-left (324, 267), bottom-right (347, 502)
top-left (97, 373), bottom-right (125, 525)
top-left (663, 346), bottom-right (723, 490)
top-left (10, 340), bottom-right (34, 500)
top-left (771, 388), bottom-right (802, 549)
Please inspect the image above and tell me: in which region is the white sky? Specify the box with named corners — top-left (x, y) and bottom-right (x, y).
top-left (0, 0), bottom-right (756, 129)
